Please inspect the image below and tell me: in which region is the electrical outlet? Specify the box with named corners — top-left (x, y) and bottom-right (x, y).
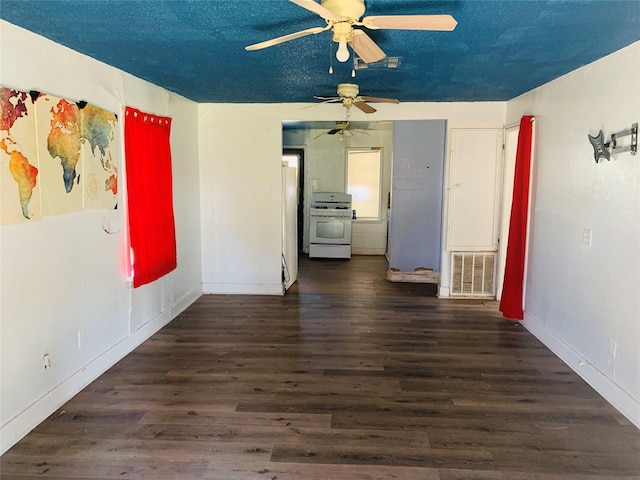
top-left (43, 354), bottom-right (52, 369)
top-left (582, 228), bottom-right (592, 247)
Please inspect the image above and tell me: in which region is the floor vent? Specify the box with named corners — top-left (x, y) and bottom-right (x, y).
top-left (450, 252), bottom-right (496, 297)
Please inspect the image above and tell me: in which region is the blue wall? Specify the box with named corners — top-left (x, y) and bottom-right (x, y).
top-left (389, 120), bottom-right (446, 272)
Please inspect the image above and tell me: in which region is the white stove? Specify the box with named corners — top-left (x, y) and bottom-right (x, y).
top-left (309, 192), bottom-right (353, 259)
top-left (310, 207), bottom-right (352, 218)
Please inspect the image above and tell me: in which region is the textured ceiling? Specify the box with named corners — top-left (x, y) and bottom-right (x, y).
top-left (1, 0), bottom-right (639, 104)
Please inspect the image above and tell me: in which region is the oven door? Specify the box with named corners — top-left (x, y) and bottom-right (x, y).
top-left (310, 216), bottom-right (352, 245)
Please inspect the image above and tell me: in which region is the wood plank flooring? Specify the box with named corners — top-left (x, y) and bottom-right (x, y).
top-left (2, 255), bottom-right (639, 479)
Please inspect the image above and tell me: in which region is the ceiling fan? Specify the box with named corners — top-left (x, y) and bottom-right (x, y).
top-left (314, 121), bottom-right (370, 140)
top-left (245, 0), bottom-right (457, 64)
top-left (315, 83), bottom-right (399, 114)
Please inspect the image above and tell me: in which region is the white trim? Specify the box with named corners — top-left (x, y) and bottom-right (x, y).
top-left (522, 117), bottom-right (536, 312)
top-left (202, 282), bottom-right (284, 295)
top-left (496, 124), bottom-right (520, 300)
top-left (523, 312), bottom-right (640, 429)
top-left (0, 291), bottom-right (201, 455)
top-left (437, 285), bottom-right (450, 298)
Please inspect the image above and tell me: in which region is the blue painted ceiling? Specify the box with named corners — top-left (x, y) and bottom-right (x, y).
top-left (1, 0), bottom-right (638, 104)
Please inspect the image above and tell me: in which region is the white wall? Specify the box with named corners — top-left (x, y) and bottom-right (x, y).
top-left (198, 105), bottom-right (284, 294)
top-left (199, 102), bottom-right (506, 295)
top-left (0, 21), bottom-right (203, 453)
top-left (507, 42), bottom-right (640, 427)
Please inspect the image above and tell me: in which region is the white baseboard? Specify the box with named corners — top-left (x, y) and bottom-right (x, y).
top-left (0, 290), bottom-right (201, 455)
top-left (523, 312), bottom-right (640, 429)
top-left (202, 282), bottom-right (283, 295)
top-left (351, 248), bottom-right (387, 255)
top-left (437, 286), bottom-right (450, 297)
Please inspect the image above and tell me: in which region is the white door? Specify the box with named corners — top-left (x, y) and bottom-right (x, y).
top-left (447, 129), bottom-right (503, 251)
top-left (282, 166), bottom-right (298, 290)
top-left (446, 129), bottom-right (503, 297)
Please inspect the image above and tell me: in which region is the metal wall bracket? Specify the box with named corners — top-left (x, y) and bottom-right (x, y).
top-left (588, 123), bottom-right (637, 163)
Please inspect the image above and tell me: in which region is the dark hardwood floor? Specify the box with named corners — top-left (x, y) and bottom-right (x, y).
top-left (2, 255), bottom-right (639, 479)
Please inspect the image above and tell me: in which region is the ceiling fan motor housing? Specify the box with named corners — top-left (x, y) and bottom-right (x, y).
top-left (337, 83), bottom-right (360, 99)
top-left (321, 0), bottom-right (366, 19)
top-left (332, 21), bottom-right (353, 43)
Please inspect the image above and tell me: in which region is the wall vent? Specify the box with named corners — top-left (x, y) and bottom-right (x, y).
top-left (450, 252), bottom-right (496, 297)
top-left (354, 57), bottom-right (402, 70)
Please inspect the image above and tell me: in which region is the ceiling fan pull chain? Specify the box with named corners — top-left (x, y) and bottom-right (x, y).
top-left (349, 43), bottom-right (356, 77)
top-left (329, 42), bottom-right (334, 74)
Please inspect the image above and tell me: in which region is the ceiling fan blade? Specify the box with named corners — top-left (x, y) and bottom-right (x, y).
top-left (302, 97), bottom-right (342, 109)
top-left (352, 129), bottom-right (371, 137)
top-left (362, 14), bottom-right (458, 31)
top-left (313, 96), bottom-right (342, 101)
top-left (327, 128), bottom-right (342, 135)
top-left (313, 131), bottom-right (329, 139)
top-left (289, 0), bottom-right (342, 22)
top-left (350, 30), bottom-right (386, 64)
top-left (354, 101), bottom-right (377, 114)
top-left (245, 26), bottom-right (327, 51)
top-left (360, 95), bottom-right (399, 104)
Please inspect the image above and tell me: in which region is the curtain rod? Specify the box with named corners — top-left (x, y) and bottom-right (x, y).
top-left (505, 116), bottom-right (536, 129)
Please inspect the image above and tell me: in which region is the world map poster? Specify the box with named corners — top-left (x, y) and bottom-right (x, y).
top-left (0, 86), bottom-right (118, 225)
top-left (0, 88), bottom-right (41, 224)
top-left (36, 93), bottom-right (83, 216)
top-left (80, 103), bottom-right (118, 210)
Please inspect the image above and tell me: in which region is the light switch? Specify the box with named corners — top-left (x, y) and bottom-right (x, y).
top-left (582, 228), bottom-right (592, 247)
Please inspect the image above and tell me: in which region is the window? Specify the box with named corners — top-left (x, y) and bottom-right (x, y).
top-left (282, 154), bottom-right (299, 168)
top-left (346, 149), bottom-right (381, 220)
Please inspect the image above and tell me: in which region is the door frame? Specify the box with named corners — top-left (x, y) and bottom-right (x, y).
top-left (282, 148), bottom-right (305, 251)
top-left (496, 124), bottom-right (519, 300)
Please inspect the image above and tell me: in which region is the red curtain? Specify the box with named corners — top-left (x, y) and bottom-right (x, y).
top-left (499, 115), bottom-right (534, 320)
top-left (124, 107), bottom-right (176, 288)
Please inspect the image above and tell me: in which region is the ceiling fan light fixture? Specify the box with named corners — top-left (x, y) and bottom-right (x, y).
top-left (336, 37), bottom-right (350, 62)
top-left (311, 83), bottom-right (398, 115)
top-left (333, 22), bottom-right (353, 62)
